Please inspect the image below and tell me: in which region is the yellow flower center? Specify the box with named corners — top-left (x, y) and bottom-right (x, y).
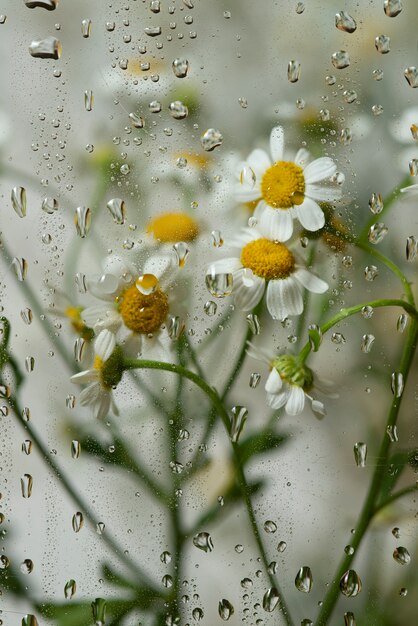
top-left (65, 306), bottom-right (94, 340)
top-left (117, 284), bottom-right (169, 334)
top-left (240, 239), bottom-right (295, 280)
top-left (261, 161), bottom-right (305, 209)
top-left (93, 355), bottom-right (103, 370)
top-left (147, 212), bottom-right (199, 243)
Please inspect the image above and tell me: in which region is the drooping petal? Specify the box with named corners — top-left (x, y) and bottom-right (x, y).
top-left (71, 369), bottom-right (98, 385)
top-left (294, 148), bottom-right (310, 167)
top-left (95, 329), bottom-right (116, 361)
top-left (82, 305), bottom-right (121, 332)
top-left (267, 389), bottom-right (290, 410)
top-left (258, 204), bottom-right (293, 241)
top-left (143, 254), bottom-right (174, 281)
top-left (94, 392), bottom-right (111, 420)
top-left (233, 271), bottom-right (265, 311)
top-left (295, 197), bottom-right (325, 231)
top-left (265, 368), bottom-right (283, 394)
top-left (207, 257), bottom-right (242, 275)
top-left (293, 268), bottom-right (328, 294)
top-left (311, 399), bottom-right (326, 419)
top-left (80, 382), bottom-right (101, 406)
top-left (270, 126), bottom-right (285, 161)
top-left (305, 184), bottom-right (342, 202)
top-left (303, 157), bottom-right (337, 184)
top-left (285, 385), bottom-right (306, 415)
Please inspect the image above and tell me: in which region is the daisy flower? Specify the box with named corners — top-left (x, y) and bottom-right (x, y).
top-left (71, 330), bottom-right (122, 420)
top-left (49, 289), bottom-right (94, 341)
top-left (81, 253), bottom-right (178, 358)
top-left (235, 126), bottom-right (341, 241)
top-left (247, 345), bottom-right (327, 418)
top-left (206, 223), bottom-right (328, 321)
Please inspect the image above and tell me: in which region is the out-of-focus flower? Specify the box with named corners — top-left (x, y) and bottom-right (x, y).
top-left (49, 291), bottom-right (95, 341)
top-left (206, 223), bottom-right (328, 320)
top-left (235, 126), bottom-right (341, 241)
top-left (71, 329), bottom-right (122, 420)
top-left (146, 211), bottom-right (200, 245)
top-left (390, 107), bottom-right (418, 144)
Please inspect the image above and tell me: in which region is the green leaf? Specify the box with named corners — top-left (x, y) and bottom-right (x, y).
top-left (236, 430), bottom-right (288, 465)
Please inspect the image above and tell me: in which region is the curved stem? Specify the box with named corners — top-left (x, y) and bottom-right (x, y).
top-left (298, 299), bottom-right (418, 363)
top-left (315, 319), bottom-right (418, 625)
top-left (124, 358), bottom-right (295, 626)
top-left (373, 483), bottom-right (418, 517)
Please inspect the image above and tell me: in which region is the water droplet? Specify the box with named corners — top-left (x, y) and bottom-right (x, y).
top-left (344, 545), bottom-right (355, 555)
top-left (343, 90), bottom-right (357, 104)
top-left (75, 272), bottom-right (87, 294)
top-left (205, 272), bottom-right (233, 298)
top-left (41, 197), bottom-right (58, 214)
top-left (11, 187), bottom-right (27, 217)
top-left (386, 424), bottom-right (399, 443)
top-left (295, 566), bottom-right (313, 593)
top-left (218, 599), bottom-right (234, 620)
top-left (397, 314), bottom-right (408, 333)
top-left (22, 616), bottom-right (39, 626)
top-left (162, 574), bottom-right (173, 588)
top-left (319, 109), bottom-right (330, 121)
top-left (128, 112), bottom-right (144, 129)
top-left (64, 579), bottom-right (77, 598)
top-left (91, 598), bottom-right (106, 626)
top-left (20, 558), bottom-right (34, 574)
top-left (384, 0), bottom-right (403, 17)
top-left (364, 265), bottom-right (378, 281)
top-left (331, 50), bottom-right (350, 69)
top-left (96, 522), bottom-right (105, 534)
top-left (192, 607), bottom-right (204, 621)
top-left (249, 372), bottom-right (261, 388)
top-left (235, 544), bottom-right (244, 553)
top-left (107, 198), bottom-right (126, 225)
top-left (84, 90), bottom-right (93, 111)
top-left (144, 26), bottom-right (161, 37)
top-left (361, 334), bottom-right (375, 354)
top-left (230, 405), bottom-right (248, 443)
top-left (353, 442), bottom-right (367, 467)
top-left (173, 242), bottom-right (190, 267)
top-left (21, 474), bottom-right (33, 498)
top-left (373, 69), bottom-right (384, 81)
top-left (72, 511), bottom-right (84, 532)
top-left (193, 531), bottom-right (214, 552)
top-left (406, 236), bottom-right (418, 261)
top-left (22, 407), bottom-right (30, 421)
top-left (201, 128), bottom-right (223, 151)
top-left (392, 527), bottom-right (401, 538)
top-left (0, 385), bottom-right (11, 399)
top-left (25, 0), bottom-right (58, 8)
top-left (172, 58), bottom-right (189, 78)
top-left (167, 316), bottom-right (185, 340)
top-left (238, 97), bottom-right (248, 108)
top-left (204, 300), bottom-right (217, 316)
top-left (211, 230), bottom-right (224, 247)
top-left (331, 332), bottom-right (345, 344)
top-left (344, 613), bottom-right (356, 626)
top-left (361, 305), bottom-right (374, 319)
top-left (335, 11), bottom-right (357, 33)
top-left (75, 206), bottom-right (91, 238)
top-left (287, 59), bottom-right (301, 83)
top-left (20, 308), bottom-right (33, 325)
top-left (149, 100), bottom-right (162, 113)
top-left (71, 440), bottom-right (81, 459)
top-left (375, 35), bottom-right (391, 54)
top-left (160, 550), bottom-right (171, 564)
top-left (241, 577), bottom-right (253, 588)
top-left (411, 124), bottom-right (418, 140)
top-left (340, 570), bottom-right (362, 597)
top-left (22, 440), bottom-right (32, 455)
top-left (29, 36), bottom-right (62, 59)
top-left (263, 587), bottom-right (280, 612)
top-left (409, 159), bottom-right (418, 176)
top-left (246, 313), bottom-right (260, 334)
top-left (169, 101), bottom-right (188, 119)
top-left (368, 222), bottom-right (388, 245)
top-left (368, 193), bottom-right (383, 215)
top-left (277, 541), bottom-right (287, 553)
top-left (169, 460), bottom-right (184, 474)
top-left (264, 520), bottom-right (277, 533)
top-left (308, 324), bottom-right (322, 351)
top-left (393, 546), bottom-right (410, 565)
top-left (404, 67), bottom-right (418, 88)
top-left (391, 371), bottom-right (404, 398)
top-left (372, 104), bottom-right (384, 116)
top-left (81, 18), bottom-right (91, 38)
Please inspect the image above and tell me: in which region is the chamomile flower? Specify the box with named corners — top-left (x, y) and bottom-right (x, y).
top-left (235, 126), bottom-right (341, 241)
top-left (81, 254), bottom-right (178, 358)
top-left (206, 224), bottom-right (328, 321)
top-left (71, 330), bottom-right (122, 420)
top-left (246, 345), bottom-right (327, 418)
top-left (146, 211), bottom-right (200, 245)
top-left (49, 290), bottom-right (94, 341)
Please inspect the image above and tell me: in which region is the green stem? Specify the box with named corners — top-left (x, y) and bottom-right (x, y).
top-left (295, 243), bottom-right (317, 348)
top-left (299, 299), bottom-right (418, 363)
top-left (315, 319), bottom-right (418, 625)
top-left (373, 483), bottom-right (418, 517)
top-left (123, 358), bottom-right (295, 626)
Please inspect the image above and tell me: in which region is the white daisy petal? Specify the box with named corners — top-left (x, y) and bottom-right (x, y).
top-left (95, 329), bottom-right (116, 361)
top-left (269, 126), bottom-right (285, 161)
top-left (103, 255), bottom-right (136, 281)
top-left (280, 277), bottom-right (304, 316)
top-left (285, 385), bottom-right (306, 415)
top-left (267, 389), bottom-right (289, 410)
top-left (246, 148), bottom-right (272, 177)
top-left (294, 148), bottom-right (310, 167)
top-left (259, 205), bottom-right (293, 241)
top-left (305, 184), bottom-right (342, 202)
top-left (94, 393), bottom-right (111, 420)
top-left (311, 399), bottom-right (326, 419)
top-left (294, 268), bottom-right (328, 294)
top-left (265, 368), bottom-right (283, 394)
top-left (207, 257), bottom-right (242, 275)
top-left (88, 274), bottom-right (121, 301)
top-left (265, 280), bottom-right (288, 320)
top-left (303, 157), bottom-right (337, 184)
top-left (71, 369), bottom-right (98, 385)
top-left (143, 254), bottom-right (173, 280)
top-left (234, 186), bottom-right (261, 203)
top-left (80, 382), bottom-right (101, 406)
top-left (296, 197), bottom-right (325, 231)
top-left (82, 304), bottom-right (115, 326)
top-left (234, 271), bottom-right (265, 311)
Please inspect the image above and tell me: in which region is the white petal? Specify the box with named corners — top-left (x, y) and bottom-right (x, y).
top-left (234, 271), bottom-right (265, 311)
top-left (207, 257), bottom-right (242, 275)
top-left (294, 148), bottom-right (310, 167)
top-left (234, 186), bottom-right (261, 203)
top-left (95, 329), bottom-right (116, 361)
top-left (103, 255), bottom-right (136, 281)
top-left (270, 126), bottom-right (285, 161)
top-left (265, 280), bottom-right (287, 320)
top-left (267, 389), bottom-right (289, 410)
top-left (82, 304), bottom-right (115, 326)
top-left (285, 386), bottom-right (306, 415)
top-left (296, 197), bottom-right (325, 231)
top-left (265, 368), bottom-right (283, 394)
top-left (82, 306), bottom-right (121, 333)
top-left (259, 205), bottom-right (293, 241)
top-left (304, 157), bottom-right (337, 184)
top-left (94, 392), bottom-right (111, 420)
top-left (311, 399), bottom-right (326, 419)
top-left (401, 184), bottom-right (418, 195)
top-left (266, 278), bottom-right (303, 320)
top-left (246, 148), bottom-right (271, 178)
top-left (294, 268), bottom-right (328, 294)
top-left (143, 254), bottom-right (173, 280)
top-left (88, 273), bottom-right (121, 300)
top-left (80, 382), bottom-right (101, 406)
top-left (71, 369), bottom-right (98, 385)
top-left (305, 184), bottom-right (342, 202)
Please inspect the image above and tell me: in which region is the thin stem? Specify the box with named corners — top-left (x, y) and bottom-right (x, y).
top-left (124, 358), bottom-right (295, 626)
top-left (315, 319), bottom-right (418, 625)
top-left (373, 483), bottom-right (418, 517)
top-left (295, 243), bottom-right (317, 349)
top-left (298, 299), bottom-right (418, 363)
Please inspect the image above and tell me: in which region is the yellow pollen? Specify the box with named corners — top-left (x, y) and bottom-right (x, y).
top-left (93, 355), bottom-right (104, 370)
top-left (147, 212), bottom-right (199, 243)
top-left (118, 284), bottom-right (169, 334)
top-left (240, 239), bottom-right (295, 280)
top-left (261, 161), bottom-right (305, 209)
